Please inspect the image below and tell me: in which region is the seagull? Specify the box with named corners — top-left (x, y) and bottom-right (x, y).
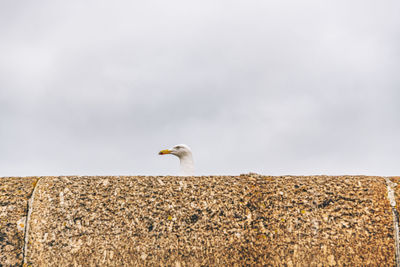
top-left (159, 144), bottom-right (194, 176)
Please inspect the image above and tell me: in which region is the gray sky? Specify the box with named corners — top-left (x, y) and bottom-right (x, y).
top-left (1, 0), bottom-right (399, 176)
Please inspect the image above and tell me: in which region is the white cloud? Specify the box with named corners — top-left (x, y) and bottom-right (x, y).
top-left (0, 0), bottom-right (399, 176)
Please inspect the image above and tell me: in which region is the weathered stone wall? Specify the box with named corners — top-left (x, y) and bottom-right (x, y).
top-left (0, 177), bottom-right (39, 266)
top-left (1, 175), bottom-right (399, 266)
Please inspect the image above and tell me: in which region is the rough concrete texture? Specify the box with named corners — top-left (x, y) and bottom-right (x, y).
top-left (390, 177), bottom-right (400, 208)
top-left (0, 177), bottom-right (39, 266)
top-left (14, 175), bottom-right (393, 266)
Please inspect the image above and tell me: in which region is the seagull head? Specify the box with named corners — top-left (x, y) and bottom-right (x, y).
top-left (159, 144), bottom-right (195, 176)
top-left (158, 144), bottom-right (192, 159)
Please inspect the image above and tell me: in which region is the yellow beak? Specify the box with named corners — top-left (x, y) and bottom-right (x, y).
top-left (159, 149), bottom-right (171, 155)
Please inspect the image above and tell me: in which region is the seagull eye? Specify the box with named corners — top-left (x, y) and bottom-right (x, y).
top-left (175, 146), bottom-right (182, 149)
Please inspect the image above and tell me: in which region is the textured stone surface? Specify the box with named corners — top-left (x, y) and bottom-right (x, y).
top-left (0, 177), bottom-right (39, 266)
top-left (390, 177), bottom-right (400, 208)
top-left (22, 175), bottom-right (394, 266)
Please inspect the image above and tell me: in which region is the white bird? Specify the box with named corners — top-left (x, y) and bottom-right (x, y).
top-left (159, 144), bottom-right (194, 176)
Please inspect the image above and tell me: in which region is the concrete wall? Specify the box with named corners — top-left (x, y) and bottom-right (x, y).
top-left (0, 175), bottom-right (398, 266)
top-left (0, 177), bottom-right (39, 266)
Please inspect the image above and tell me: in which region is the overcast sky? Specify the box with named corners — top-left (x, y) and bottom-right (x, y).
top-left (1, 0), bottom-right (399, 177)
